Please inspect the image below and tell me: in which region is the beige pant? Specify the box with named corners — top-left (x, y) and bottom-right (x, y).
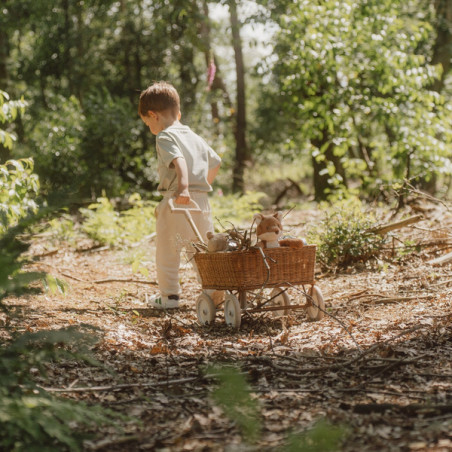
top-left (155, 192), bottom-right (213, 297)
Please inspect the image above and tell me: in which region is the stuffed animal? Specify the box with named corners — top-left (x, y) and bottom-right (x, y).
top-left (253, 212), bottom-right (306, 249)
top-left (206, 231), bottom-right (230, 252)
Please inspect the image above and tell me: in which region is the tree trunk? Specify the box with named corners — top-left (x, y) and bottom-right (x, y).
top-left (228, 0), bottom-right (249, 194)
top-left (430, 0), bottom-right (452, 92)
top-left (0, 1), bottom-right (10, 162)
top-left (420, 0), bottom-right (452, 193)
top-left (200, 0), bottom-right (232, 127)
top-left (0, 22), bottom-right (8, 90)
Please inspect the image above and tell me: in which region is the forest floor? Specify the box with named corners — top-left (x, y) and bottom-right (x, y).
top-left (5, 201), bottom-right (452, 451)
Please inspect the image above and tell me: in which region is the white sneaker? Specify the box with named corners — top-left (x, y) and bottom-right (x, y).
top-left (146, 294), bottom-right (180, 309)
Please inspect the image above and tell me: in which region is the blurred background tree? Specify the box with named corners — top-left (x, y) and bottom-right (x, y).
top-left (0, 0), bottom-right (451, 202)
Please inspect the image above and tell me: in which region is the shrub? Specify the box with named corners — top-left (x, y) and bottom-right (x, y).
top-left (309, 197), bottom-right (385, 270)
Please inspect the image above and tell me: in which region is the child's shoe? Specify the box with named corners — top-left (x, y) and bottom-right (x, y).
top-left (146, 293), bottom-right (180, 309)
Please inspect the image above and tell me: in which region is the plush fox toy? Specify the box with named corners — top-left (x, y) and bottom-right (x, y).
top-left (253, 212), bottom-right (306, 249)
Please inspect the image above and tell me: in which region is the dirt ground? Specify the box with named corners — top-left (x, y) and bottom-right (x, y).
top-left (6, 203), bottom-right (452, 451)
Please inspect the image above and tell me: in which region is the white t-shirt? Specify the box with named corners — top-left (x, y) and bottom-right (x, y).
top-left (156, 122), bottom-right (221, 193)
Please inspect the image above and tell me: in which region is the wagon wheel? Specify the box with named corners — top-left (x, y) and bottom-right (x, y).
top-left (224, 292), bottom-right (241, 329)
top-left (306, 285), bottom-right (325, 321)
top-left (269, 287), bottom-right (290, 317)
top-left (196, 292), bottom-right (216, 326)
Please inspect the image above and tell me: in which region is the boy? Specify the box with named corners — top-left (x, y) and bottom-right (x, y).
top-left (139, 81), bottom-right (221, 309)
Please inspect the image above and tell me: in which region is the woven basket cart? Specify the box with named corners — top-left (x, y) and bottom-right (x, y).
top-left (194, 245), bottom-right (317, 291)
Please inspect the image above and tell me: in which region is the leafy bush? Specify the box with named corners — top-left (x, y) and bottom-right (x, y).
top-left (309, 197), bottom-right (385, 270)
top-left (80, 193), bottom-right (157, 246)
top-left (0, 158), bottom-right (40, 233)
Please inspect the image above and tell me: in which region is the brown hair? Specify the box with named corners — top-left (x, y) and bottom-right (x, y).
top-left (138, 81), bottom-right (180, 117)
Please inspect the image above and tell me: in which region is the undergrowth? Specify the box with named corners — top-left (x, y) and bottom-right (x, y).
top-left (308, 197), bottom-right (387, 271)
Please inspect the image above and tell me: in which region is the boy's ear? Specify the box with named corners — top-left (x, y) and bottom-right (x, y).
top-left (177, 111), bottom-right (181, 120)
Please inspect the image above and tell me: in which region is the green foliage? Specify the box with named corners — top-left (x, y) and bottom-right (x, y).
top-left (0, 90), bottom-right (27, 150)
top-left (0, 222), bottom-right (44, 304)
top-left (80, 91), bottom-right (145, 196)
top-left (210, 191), bottom-right (267, 229)
top-left (46, 213), bottom-right (78, 245)
top-left (258, 0), bottom-right (452, 198)
top-left (309, 197), bottom-right (385, 270)
top-left (0, 158), bottom-right (40, 233)
top-left (27, 94), bottom-right (86, 193)
top-left (0, 218), bottom-right (124, 451)
top-left (284, 419), bottom-right (346, 452)
top-left (208, 365), bottom-right (261, 443)
top-left (80, 193), bottom-right (157, 246)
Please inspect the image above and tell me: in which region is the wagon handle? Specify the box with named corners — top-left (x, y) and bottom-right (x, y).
top-left (168, 198), bottom-right (205, 244)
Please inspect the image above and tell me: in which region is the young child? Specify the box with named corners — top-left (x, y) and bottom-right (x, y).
top-left (138, 81), bottom-right (221, 309)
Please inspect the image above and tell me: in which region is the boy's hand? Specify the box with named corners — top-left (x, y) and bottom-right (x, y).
top-left (174, 189), bottom-right (190, 205)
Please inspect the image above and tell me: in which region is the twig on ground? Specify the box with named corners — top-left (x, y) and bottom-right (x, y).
top-left (288, 282), bottom-right (363, 353)
top-left (41, 375), bottom-right (210, 393)
top-left (85, 435), bottom-right (141, 451)
top-left (93, 277), bottom-right (157, 285)
top-left (364, 295), bottom-right (433, 305)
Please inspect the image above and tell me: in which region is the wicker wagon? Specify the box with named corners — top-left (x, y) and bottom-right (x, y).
top-left (193, 245), bottom-right (325, 328)
top-left (168, 198), bottom-right (325, 329)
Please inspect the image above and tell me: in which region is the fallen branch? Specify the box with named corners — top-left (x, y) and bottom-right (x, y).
top-left (76, 245), bottom-right (110, 253)
top-left (346, 402), bottom-right (452, 416)
top-left (428, 251), bottom-right (452, 267)
top-left (367, 215), bottom-right (423, 236)
top-left (60, 272), bottom-right (88, 283)
top-left (85, 435), bottom-right (141, 451)
top-left (31, 249), bottom-right (59, 259)
top-left (364, 295), bottom-right (433, 305)
top-left (93, 277), bottom-right (157, 285)
top-left (41, 375), bottom-right (208, 393)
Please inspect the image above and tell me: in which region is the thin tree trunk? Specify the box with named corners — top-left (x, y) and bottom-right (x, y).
top-left (0, 1), bottom-right (10, 162)
top-left (420, 0), bottom-right (452, 193)
top-left (430, 0), bottom-right (452, 92)
top-left (228, 0), bottom-right (249, 193)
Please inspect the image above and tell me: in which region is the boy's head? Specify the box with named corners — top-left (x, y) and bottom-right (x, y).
top-left (138, 81), bottom-right (180, 119)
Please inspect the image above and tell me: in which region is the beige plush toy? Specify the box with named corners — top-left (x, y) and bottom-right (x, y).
top-left (253, 212), bottom-right (306, 249)
top-left (206, 231), bottom-right (230, 252)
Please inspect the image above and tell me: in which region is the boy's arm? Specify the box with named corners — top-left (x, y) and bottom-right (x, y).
top-left (207, 162), bottom-right (221, 185)
top-left (172, 157), bottom-right (190, 204)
